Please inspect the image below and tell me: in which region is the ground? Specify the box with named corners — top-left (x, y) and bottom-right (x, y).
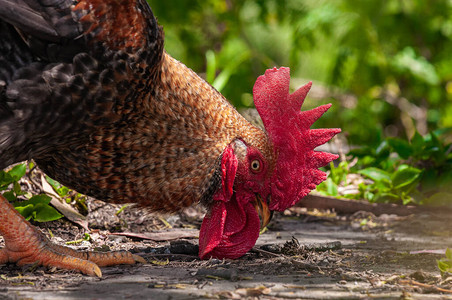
top-left (0, 196), bottom-right (451, 300)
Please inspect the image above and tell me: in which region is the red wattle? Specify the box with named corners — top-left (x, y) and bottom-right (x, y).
top-left (198, 199), bottom-right (226, 259)
top-left (199, 192), bottom-right (260, 259)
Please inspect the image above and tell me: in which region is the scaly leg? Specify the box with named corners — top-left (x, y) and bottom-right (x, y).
top-left (0, 195), bottom-right (145, 277)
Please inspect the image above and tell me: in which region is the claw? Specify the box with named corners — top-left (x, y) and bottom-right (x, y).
top-left (94, 265), bottom-right (102, 277)
top-left (132, 254), bottom-right (147, 264)
top-left (0, 194), bottom-right (143, 277)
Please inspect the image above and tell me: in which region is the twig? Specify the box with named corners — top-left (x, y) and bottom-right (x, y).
top-left (399, 279), bottom-right (452, 294)
top-left (251, 247), bottom-right (282, 257)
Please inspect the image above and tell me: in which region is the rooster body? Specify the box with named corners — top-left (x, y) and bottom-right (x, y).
top-left (0, 0), bottom-right (339, 275)
top-left (1, 1), bottom-right (266, 212)
top-left (30, 52), bottom-right (268, 212)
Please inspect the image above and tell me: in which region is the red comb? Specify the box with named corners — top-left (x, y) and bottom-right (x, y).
top-left (253, 67), bottom-right (341, 211)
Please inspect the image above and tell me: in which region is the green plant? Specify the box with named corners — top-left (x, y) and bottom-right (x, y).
top-left (354, 131), bottom-right (452, 204)
top-left (0, 163), bottom-right (28, 201)
top-left (317, 161), bottom-right (349, 197)
top-left (45, 175), bottom-right (70, 199)
top-left (318, 130), bottom-right (452, 206)
top-left (357, 164), bottom-right (422, 204)
top-left (437, 248), bottom-right (452, 275)
top-left (13, 194), bottom-right (63, 222)
top-left (0, 163), bottom-right (63, 222)
top-left (45, 175), bottom-right (88, 214)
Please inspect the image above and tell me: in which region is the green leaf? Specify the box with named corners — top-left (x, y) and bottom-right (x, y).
top-left (411, 131), bottom-right (424, 150)
top-left (33, 203), bottom-right (64, 222)
top-left (8, 164), bottom-right (27, 181)
top-left (446, 248), bottom-right (452, 260)
top-left (83, 233), bottom-right (91, 241)
top-left (372, 178), bottom-right (391, 190)
top-left (375, 140), bottom-right (390, 158)
top-left (316, 177), bottom-right (338, 197)
top-left (45, 176), bottom-right (69, 197)
top-left (45, 175), bottom-right (61, 190)
top-left (325, 177), bottom-right (338, 196)
top-left (205, 50), bottom-right (216, 85)
top-left (429, 132), bottom-right (442, 149)
top-left (13, 204), bottom-right (34, 221)
top-left (358, 167), bottom-right (391, 182)
top-left (364, 191), bottom-right (375, 202)
top-left (58, 186), bottom-right (70, 197)
top-left (0, 172), bottom-right (14, 189)
top-left (437, 259), bottom-right (447, 272)
top-left (13, 181), bottom-right (24, 196)
top-left (360, 156), bottom-right (376, 166)
top-left (13, 194), bottom-right (63, 222)
top-left (437, 259), bottom-right (452, 273)
top-left (330, 161), bottom-right (348, 185)
top-left (437, 248), bottom-right (452, 274)
top-left (2, 191), bottom-right (16, 201)
top-left (212, 48), bottom-right (249, 93)
top-left (387, 137), bottom-right (413, 159)
top-left (424, 132), bottom-right (444, 153)
top-left (401, 194), bottom-right (414, 205)
top-left (27, 194), bottom-right (52, 205)
top-left (391, 165), bottom-right (422, 190)
top-left (374, 192), bottom-right (400, 203)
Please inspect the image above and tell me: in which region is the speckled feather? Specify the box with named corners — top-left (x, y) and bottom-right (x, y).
top-left (0, 0), bottom-right (270, 212)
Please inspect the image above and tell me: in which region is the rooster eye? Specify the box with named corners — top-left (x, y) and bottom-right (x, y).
top-left (250, 159), bottom-right (261, 172)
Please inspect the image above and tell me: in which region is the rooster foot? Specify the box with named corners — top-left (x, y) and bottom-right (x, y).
top-left (0, 195), bottom-right (145, 277)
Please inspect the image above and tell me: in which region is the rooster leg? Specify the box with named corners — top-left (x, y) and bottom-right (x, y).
top-left (0, 195), bottom-right (145, 277)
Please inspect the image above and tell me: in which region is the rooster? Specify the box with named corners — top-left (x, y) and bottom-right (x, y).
top-left (0, 0), bottom-right (340, 277)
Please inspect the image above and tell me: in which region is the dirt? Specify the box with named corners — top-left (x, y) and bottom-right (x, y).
top-left (0, 198), bottom-right (451, 300)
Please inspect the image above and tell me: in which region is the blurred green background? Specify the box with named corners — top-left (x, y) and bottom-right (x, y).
top-left (4, 0), bottom-right (452, 219)
top-left (148, 0), bottom-right (452, 147)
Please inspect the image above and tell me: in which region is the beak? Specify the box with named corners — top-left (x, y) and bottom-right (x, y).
top-left (253, 194), bottom-right (273, 229)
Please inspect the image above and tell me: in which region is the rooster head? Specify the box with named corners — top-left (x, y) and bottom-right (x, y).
top-left (199, 67), bottom-right (341, 259)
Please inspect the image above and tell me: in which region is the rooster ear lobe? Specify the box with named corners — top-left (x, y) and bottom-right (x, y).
top-left (221, 145), bottom-right (238, 200)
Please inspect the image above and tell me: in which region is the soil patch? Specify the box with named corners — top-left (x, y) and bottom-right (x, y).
top-left (0, 199), bottom-right (451, 299)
